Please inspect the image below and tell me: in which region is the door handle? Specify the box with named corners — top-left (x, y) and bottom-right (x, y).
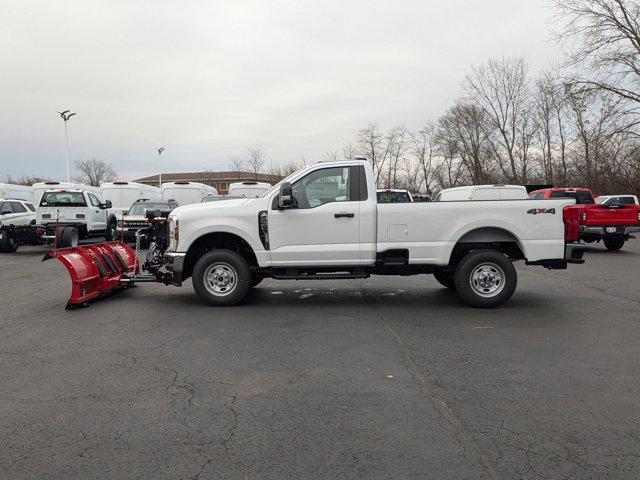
top-left (334, 212), bottom-right (354, 218)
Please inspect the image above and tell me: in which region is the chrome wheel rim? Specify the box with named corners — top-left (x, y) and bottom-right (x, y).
top-left (204, 262), bottom-right (238, 297)
top-left (69, 229), bottom-right (79, 247)
top-left (469, 262), bottom-right (505, 297)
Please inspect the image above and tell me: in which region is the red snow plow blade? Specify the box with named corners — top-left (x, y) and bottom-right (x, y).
top-left (44, 242), bottom-right (139, 309)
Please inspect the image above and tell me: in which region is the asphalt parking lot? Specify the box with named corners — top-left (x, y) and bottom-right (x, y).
top-left (1, 241), bottom-right (639, 479)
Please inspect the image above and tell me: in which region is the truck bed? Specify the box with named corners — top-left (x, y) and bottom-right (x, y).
top-left (376, 199), bottom-right (575, 265)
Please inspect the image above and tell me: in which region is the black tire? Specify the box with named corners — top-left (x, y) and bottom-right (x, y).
top-left (0, 231), bottom-right (19, 253)
top-left (603, 237), bottom-right (625, 251)
top-left (433, 270), bottom-right (455, 289)
top-left (61, 227), bottom-right (79, 248)
top-left (106, 220), bottom-right (117, 241)
top-left (454, 249), bottom-right (517, 309)
top-left (192, 249), bottom-right (252, 306)
top-left (55, 227), bottom-right (67, 247)
top-left (251, 272), bottom-right (265, 287)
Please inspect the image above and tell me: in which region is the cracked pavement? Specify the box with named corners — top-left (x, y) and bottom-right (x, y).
top-left (1, 240), bottom-right (639, 479)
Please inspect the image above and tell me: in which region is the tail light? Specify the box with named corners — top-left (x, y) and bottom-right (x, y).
top-left (563, 206), bottom-right (580, 243)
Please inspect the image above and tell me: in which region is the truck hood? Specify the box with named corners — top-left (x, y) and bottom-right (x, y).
top-left (169, 198), bottom-right (253, 219)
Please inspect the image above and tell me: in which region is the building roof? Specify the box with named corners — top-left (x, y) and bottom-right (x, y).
top-left (134, 171), bottom-right (283, 184)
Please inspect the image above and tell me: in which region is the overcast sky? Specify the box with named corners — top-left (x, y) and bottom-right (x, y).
top-left (1, 0), bottom-right (561, 181)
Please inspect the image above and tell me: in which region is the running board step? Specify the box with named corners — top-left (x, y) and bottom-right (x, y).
top-left (273, 272), bottom-right (369, 280)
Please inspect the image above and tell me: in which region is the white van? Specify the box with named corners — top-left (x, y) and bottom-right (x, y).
top-left (0, 183), bottom-right (32, 201)
top-left (101, 181), bottom-right (162, 217)
top-left (161, 182), bottom-right (217, 206)
top-left (435, 185), bottom-right (528, 201)
top-left (228, 181), bottom-right (271, 198)
top-left (32, 181), bottom-right (89, 206)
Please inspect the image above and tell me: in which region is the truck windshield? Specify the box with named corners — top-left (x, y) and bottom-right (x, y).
top-left (40, 192), bottom-right (86, 207)
top-left (550, 190), bottom-right (594, 204)
top-left (377, 191), bottom-right (412, 203)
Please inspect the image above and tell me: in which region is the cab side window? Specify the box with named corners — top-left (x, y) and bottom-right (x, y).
top-left (10, 202), bottom-right (27, 213)
top-left (25, 203), bottom-right (35, 212)
top-left (88, 193), bottom-right (101, 207)
top-left (0, 203), bottom-right (13, 214)
top-left (291, 167), bottom-right (351, 209)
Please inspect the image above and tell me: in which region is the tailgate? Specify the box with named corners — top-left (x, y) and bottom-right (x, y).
top-left (37, 206), bottom-right (86, 223)
top-left (584, 205), bottom-right (640, 226)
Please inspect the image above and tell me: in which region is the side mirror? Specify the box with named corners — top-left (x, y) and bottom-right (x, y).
top-left (101, 200), bottom-right (112, 209)
top-left (278, 182), bottom-right (295, 209)
top-left (122, 210), bottom-right (128, 216)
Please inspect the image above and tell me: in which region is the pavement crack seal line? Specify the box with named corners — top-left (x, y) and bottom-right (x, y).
top-left (190, 383), bottom-right (239, 480)
top-left (352, 280), bottom-right (499, 480)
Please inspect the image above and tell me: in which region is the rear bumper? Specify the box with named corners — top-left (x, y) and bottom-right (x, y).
top-left (41, 222), bottom-right (88, 236)
top-left (580, 225), bottom-right (640, 237)
top-left (164, 252), bottom-right (186, 286)
top-left (525, 243), bottom-right (585, 269)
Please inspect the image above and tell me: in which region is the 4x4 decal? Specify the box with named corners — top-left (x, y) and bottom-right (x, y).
top-left (527, 208), bottom-right (556, 215)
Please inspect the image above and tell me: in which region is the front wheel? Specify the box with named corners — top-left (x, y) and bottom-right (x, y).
top-left (454, 250), bottom-right (517, 308)
top-left (0, 231), bottom-right (19, 253)
top-left (603, 237), bottom-right (625, 251)
top-left (192, 249), bottom-right (252, 306)
top-left (106, 221), bottom-right (117, 241)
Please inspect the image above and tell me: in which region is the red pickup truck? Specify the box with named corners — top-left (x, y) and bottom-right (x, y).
top-left (529, 188), bottom-right (640, 251)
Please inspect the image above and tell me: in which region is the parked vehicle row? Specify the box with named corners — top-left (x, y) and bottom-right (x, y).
top-left (47, 160), bottom-right (587, 310)
top-left (529, 187), bottom-right (640, 251)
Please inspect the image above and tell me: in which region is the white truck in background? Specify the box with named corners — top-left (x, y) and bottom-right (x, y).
top-left (436, 185), bottom-right (529, 201)
top-left (161, 181), bottom-right (217, 206)
top-left (228, 181), bottom-right (272, 198)
top-left (101, 181), bottom-right (162, 217)
top-left (162, 160), bottom-right (584, 309)
top-left (37, 187), bottom-right (117, 240)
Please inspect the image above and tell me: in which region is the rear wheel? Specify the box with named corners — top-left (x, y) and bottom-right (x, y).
top-left (603, 237), bottom-right (625, 251)
top-left (192, 249), bottom-right (252, 306)
top-left (0, 231), bottom-right (19, 253)
top-left (454, 249), bottom-right (517, 308)
top-left (433, 270), bottom-right (455, 289)
top-left (61, 227), bottom-right (79, 248)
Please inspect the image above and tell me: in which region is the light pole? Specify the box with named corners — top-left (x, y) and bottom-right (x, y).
top-left (58, 110), bottom-right (77, 182)
top-left (157, 147), bottom-right (166, 187)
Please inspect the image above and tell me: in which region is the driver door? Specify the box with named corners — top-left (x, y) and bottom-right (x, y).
top-left (268, 166), bottom-right (361, 266)
top-left (87, 193), bottom-right (106, 232)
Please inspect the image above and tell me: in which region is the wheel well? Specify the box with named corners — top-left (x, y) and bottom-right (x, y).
top-left (183, 232), bottom-right (258, 279)
top-left (449, 227), bottom-right (524, 266)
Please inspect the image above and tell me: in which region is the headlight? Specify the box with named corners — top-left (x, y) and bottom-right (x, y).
top-left (118, 220), bottom-right (126, 227)
top-left (168, 217), bottom-right (179, 251)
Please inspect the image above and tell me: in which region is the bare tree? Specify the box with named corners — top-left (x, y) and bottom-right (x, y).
top-left (385, 126), bottom-right (408, 188)
top-left (409, 123), bottom-right (438, 194)
top-left (246, 149), bottom-right (266, 175)
top-left (229, 156), bottom-right (245, 174)
top-left (73, 158), bottom-right (117, 186)
top-left (6, 175), bottom-right (50, 186)
top-left (341, 143), bottom-right (356, 160)
top-left (438, 102), bottom-right (494, 185)
top-left (355, 123), bottom-right (395, 186)
top-left (464, 56), bottom-right (532, 182)
top-left (323, 150), bottom-right (341, 162)
top-left (554, 0), bottom-right (640, 104)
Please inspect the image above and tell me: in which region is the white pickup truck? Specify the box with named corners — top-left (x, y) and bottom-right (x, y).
top-left (163, 160), bottom-right (584, 308)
